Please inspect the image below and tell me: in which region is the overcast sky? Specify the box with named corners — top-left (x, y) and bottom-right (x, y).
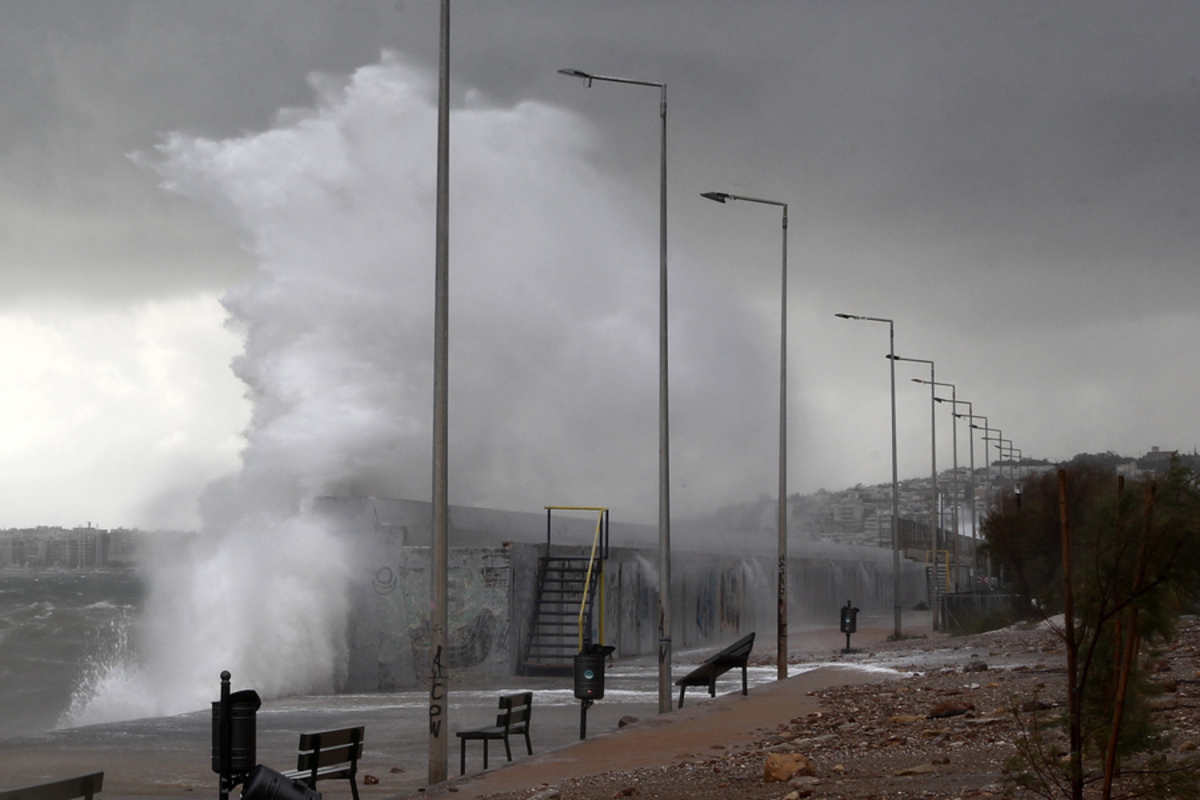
top-left (4, 1), bottom-right (1200, 532)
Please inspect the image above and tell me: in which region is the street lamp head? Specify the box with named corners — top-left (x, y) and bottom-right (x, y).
top-left (835, 313), bottom-right (860, 320)
top-left (557, 68), bottom-right (595, 85)
top-left (700, 191), bottom-right (730, 204)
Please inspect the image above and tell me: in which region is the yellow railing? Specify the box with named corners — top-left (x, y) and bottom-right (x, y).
top-left (924, 548), bottom-right (953, 594)
top-left (545, 506), bottom-right (608, 652)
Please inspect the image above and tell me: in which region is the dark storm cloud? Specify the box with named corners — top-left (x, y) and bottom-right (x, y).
top-left (4, 1), bottom-right (1200, 527)
top-left (0, 0), bottom-right (417, 306)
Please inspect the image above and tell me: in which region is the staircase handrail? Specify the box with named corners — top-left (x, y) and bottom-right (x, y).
top-left (543, 506), bottom-right (609, 653)
top-left (576, 510), bottom-right (607, 651)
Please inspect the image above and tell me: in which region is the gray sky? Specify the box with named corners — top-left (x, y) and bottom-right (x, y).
top-left (4, 1), bottom-right (1200, 531)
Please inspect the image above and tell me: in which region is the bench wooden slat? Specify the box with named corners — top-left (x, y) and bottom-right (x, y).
top-left (0, 773), bottom-right (104, 800)
top-left (297, 741), bottom-right (363, 771)
top-left (298, 727), bottom-right (362, 751)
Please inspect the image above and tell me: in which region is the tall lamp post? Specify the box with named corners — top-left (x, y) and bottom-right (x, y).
top-left (945, 404), bottom-right (977, 542)
top-left (981, 433), bottom-right (1006, 479)
top-left (429, 0), bottom-right (451, 784)
top-left (918, 379), bottom-right (958, 597)
top-left (559, 67), bottom-right (673, 714)
top-left (968, 417), bottom-right (996, 582)
top-left (973, 423), bottom-right (1001, 508)
top-left (996, 438), bottom-right (1015, 481)
top-left (934, 393), bottom-right (972, 582)
top-left (835, 313), bottom-right (902, 639)
top-left (701, 190), bottom-right (790, 679)
top-left (890, 356), bottom-right (938, 630)
top-left (951, 408), bottom-right (985, 583)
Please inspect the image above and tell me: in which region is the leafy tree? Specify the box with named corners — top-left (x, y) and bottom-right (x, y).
top-left (981, 463), bottom-right (1114, 616)
top-left (1065, 451), bottom-right (1132, 471)
top-left (997, 459), bottom-right (1200, 800)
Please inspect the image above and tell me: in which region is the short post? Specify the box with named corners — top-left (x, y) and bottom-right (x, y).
top-left (839, 600), bottom-right (860, 653)
top-left (579, 698), bottom-right (593, 740)
top-left (219, 671), bottom-right (232, 800)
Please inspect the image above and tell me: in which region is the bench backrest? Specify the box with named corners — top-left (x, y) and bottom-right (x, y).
top-left (495, 692), bottom-right (533, 732)
top-left (295, 727), bottom-right (364, 772)
top-left (703, 632), bottom-right (755, 666)
top-left (0, 773), bottom-right (104, 800)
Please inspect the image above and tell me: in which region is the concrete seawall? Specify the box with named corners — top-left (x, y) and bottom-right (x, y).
top-left (316, 496), bottom-right (928, 691)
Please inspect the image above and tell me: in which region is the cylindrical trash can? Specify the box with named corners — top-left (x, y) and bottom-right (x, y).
top-left (241, 764), bottom-right (320, 800)
top-left (574, 652), bottom-right (606, 700)
top-left (211, 689), bottom-right (263, 774)
top-left (839, 602), bottom-right (859, 634)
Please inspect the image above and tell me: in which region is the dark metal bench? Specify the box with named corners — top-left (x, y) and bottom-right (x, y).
top-left (281, 726), bottom-right (364, 800)
top-left (674, 631), bottom-right (756, 708)
top-left (0, 773), bottom-right (104, 800)
top-left (456, 691), bottom-right (533, 775)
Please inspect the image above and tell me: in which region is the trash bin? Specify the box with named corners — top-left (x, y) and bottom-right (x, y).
top-left (241, 764), bottom-right (320, 800)
top-left (211, 689), bottom-right (263, 775)
top-left (573, 644), bottom-right (616, 700)
top-left (839, 601), bottom-right (859, 635)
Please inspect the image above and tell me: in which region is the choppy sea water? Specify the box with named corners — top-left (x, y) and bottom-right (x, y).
top-left (0, 570), bottom-right (143, 740)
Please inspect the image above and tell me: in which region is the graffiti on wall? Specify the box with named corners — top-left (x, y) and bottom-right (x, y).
top-left (400, 547), bottom-right (511, 677)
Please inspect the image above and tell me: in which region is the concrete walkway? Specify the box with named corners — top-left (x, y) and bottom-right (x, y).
top-left (416, 664), bottom-right (892, 800)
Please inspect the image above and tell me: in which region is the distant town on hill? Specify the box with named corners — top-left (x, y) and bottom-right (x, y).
top-left (1, 447), bottom-right (1192, 570)
top-left (685, 446), bottom-right (1196, 551)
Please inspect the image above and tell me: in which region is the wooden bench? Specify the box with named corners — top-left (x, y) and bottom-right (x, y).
top-left (0, 773), bottom-right (104, 800)
top-left (674, 631), bottom-right (756, 708)
top-left (280, 726), bottom-right (364, 800)
top-left (456, 691), bottom-right (533, 775)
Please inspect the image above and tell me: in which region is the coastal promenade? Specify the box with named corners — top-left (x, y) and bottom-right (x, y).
top-left (0, 619), bottom-right (918, 800)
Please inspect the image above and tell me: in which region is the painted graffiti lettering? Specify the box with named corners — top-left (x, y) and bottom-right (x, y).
top-left (429, 644), bottom-right (446, 738)
top-left (429, 709), bottom-right (442, 737)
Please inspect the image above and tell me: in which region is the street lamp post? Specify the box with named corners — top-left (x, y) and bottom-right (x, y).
top-left (701, 190), bottom-right (790, 679)
top-left (996, 438), bottom-right (1015, 481)
top-left (951, 408), bottom-right (984, 581)
top-left (968, 417), bottom-right (996, 582)
top-left (559, 67), bottom-right (673, 714)
top-left (972, 422), bottom-right (1001, 507)
top-left (891, 356), bottom-right (937, 630)
top-left (429, 0), bottom-right (451, 784)
top-left (981, 433), bottom-right (1005, 475)
top-left (919, 380), bottom-right (958, 600)
top-left (935, 393), bottom-right (972, 585)
top-left (835, 313), bottom-right (902, 639)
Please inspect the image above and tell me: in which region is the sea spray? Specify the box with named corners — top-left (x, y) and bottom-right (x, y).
top-left (62, 515), bottom-right (352, 724)
top-left (58, 609), bottom-right (144, 728)
top-left (67, 48), bottom-right (770, 724)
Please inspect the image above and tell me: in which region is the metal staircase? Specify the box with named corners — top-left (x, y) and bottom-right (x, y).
top-left (925, 548), bottom-right (952, 599)
top-left (518, 507), bottom-right (609, 677)
top-left (519, 554), bottom-right (598, 676)
top-left (926, 561), bottom-right (949, 605)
